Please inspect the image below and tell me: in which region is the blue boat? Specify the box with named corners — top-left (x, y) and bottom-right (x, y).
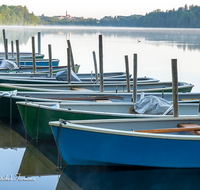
top-left (50, 117), bottom-right (200, 168)
top-left (0, 59), bottom-right (60, 67)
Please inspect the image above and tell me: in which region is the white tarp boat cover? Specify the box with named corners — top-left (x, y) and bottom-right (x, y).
top-left (0, 59), bottom-right (18, 69)
top-left (1, 90), bottom-right (17, 96)
top-left (56, 69), bottom-right (81, 81)
top-left (133, 95), bottom-right (173, 115)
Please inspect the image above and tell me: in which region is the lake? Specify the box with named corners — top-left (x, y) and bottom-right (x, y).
top-left (1, 26), bottom-right (200, 189)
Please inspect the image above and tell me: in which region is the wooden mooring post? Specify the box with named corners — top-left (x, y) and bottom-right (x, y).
top-left (16, 40), bottom-right (20, 67)
top-left (67, 48), bottom-right (71, 84)
top-left (92, 51), bottom-right (99, 84)
top-left (48, 44), bottom-right (53, 78)
top-left (5, 39), bottom-right (8, 59)
top-left (32, 37), bottom-right (36, 73)
top-left (38, 32), bottom-right (41, 54)
top-left (171, 59), bottom-right (179, 117)
top-left (133, 54), bottom-right (137, 103)
top-left (67, 40), bottom-right (75, 73)
top-left (11, 41), bottom-right (14, 58)
top-left (2, 29), bottom-right (6, 56)
top-left (125, 55), bottom-right (130, 93)
top-left (99, 35), bottom-right (103, 92)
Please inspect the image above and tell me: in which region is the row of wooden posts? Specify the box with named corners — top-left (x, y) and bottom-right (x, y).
top-left (124, 54), bottom-right (178, 117)
top-left (2, 30), bottom-right (179, 117)
top-left (2, 29), bottom-right (78, 78)
top-left (98, 35), bottom-right (178, 117)
top-left (2, 29), bottom-right (42, 72)
top-left (2, 29), bottom-right (41, 59)
top-left (2, 29), bottom-right (73, 78)
top-left (89, 34), bottom-right (179, 118)
top-left (2, 28), bottom-right (101, 85)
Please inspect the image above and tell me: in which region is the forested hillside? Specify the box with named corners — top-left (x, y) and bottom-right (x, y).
top-left (0, 5), bottom-right (40, 25)
top-left (0, 4), bottom-right (200, 28)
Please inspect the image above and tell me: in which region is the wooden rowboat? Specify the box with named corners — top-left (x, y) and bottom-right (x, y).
top-left (0, 90), bottom-right (138, 122)
top-left (0, 81), bottom-right (193, 93)
top-left (0, 52), bottom-right (44, 60)
top-left (0, 71), bottom-right (128, 78)
top-left (0, 65), bottom-right (80, 74)
top-left (17, 101), bottom-right (199, 140)
top-left (1, 91), bottom-right (199, 122)
top-left (76, 72), bottom-right (130, 79)
top-left (50, 116), bottom-right (200, 168)
top-left (0, 58), bottom-right (60, 67)
top-left (12, 91), bottom-right (200, 102)
top-left (0, 76), bottom-right (159, 84)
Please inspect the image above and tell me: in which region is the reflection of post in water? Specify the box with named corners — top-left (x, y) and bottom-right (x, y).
top-left (0, 120), bottom-right (28, 149)
top-left (17, 139), bottom-right (67, 177)
top-left (56, 165), bottom-right (200, 190)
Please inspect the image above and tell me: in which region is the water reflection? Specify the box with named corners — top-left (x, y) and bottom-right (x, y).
top-left (0, 120), bottom-right (28, 148)
top-left (0, 121), bottom-right (66, 189)
top-left (18, 139), bottom-right (67, 177)
top-left (58, 165), bottom-right (200, 190)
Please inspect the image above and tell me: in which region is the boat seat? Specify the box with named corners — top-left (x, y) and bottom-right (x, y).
top-left (178, 123), bottom-right (200, 135)
top-left (95, 100), bottom-right (112, 102)
top-left (135, 124), bottom-right (200, 134)
top-left (180, 98), bottom-right (200, 101)
top-left (71, 87), bottom-right (93, 91)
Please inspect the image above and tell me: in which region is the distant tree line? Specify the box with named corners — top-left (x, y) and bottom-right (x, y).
top-left (1, 4), bottom-right (200, 28)
top-left (0, 5), bottom-right (40, 25)
top-left (138, 4), bottom-right (200, 28)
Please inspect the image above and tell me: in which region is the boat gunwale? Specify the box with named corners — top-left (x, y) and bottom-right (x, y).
top-left (16, 101), bottom-right (174, 118)
top-left (49, 117), bottom-right (200, 141)
top-left (0, 77), bottom-right (159, 84)
top-left (1, 81), bottom-right (192, 87)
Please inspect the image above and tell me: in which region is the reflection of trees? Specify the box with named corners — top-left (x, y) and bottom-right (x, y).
top-left (0, 27), bottom-right (200, 51)
top-left (0, 28), bottom-right (37, 45)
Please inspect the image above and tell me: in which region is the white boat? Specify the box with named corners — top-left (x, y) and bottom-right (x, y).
top-left (0, 81), bottom-right (194, 93)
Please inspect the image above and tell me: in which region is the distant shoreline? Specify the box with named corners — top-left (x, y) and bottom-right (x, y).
top-left (0, 4), bottom-right (200, 28)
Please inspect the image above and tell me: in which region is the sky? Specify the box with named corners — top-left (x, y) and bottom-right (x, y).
top-left (1, 0), bottom-right (200, 19)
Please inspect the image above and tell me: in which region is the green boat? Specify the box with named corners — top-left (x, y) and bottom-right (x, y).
top-left (1, 90), bottom-right (199, 123)
top-left (0, 91), bottom-right (133, 122)
top-left (17, 101), bottom-right (199, 140)
top-left (0, 81), bottom-right (194, 93)
top-left (0, 92), bottom-right (79, 121)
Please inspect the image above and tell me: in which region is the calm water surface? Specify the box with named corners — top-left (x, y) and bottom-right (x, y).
top-left (0, 26), bottom-right (200, 189)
